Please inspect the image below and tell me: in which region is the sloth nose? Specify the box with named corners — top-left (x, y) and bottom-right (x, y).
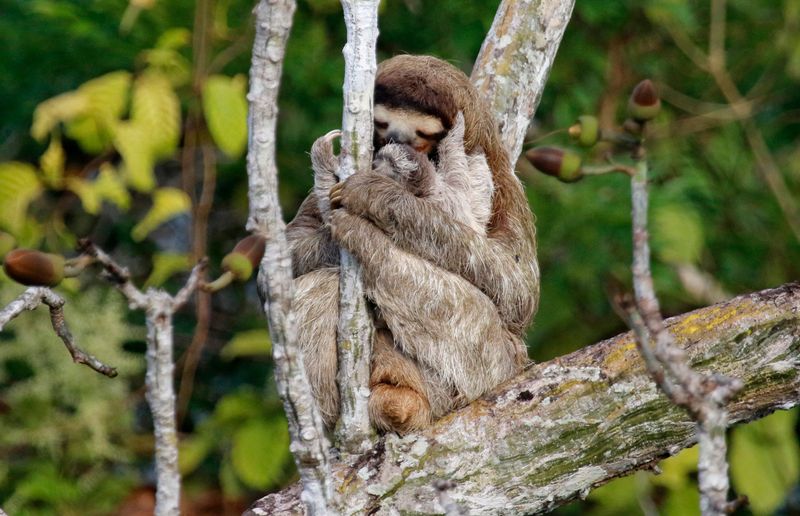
top-left (386, 131), bottom-right (409, 144)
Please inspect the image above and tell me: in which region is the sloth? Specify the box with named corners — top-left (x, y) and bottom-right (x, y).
top-left (286, 55), bottom-right (539, 433)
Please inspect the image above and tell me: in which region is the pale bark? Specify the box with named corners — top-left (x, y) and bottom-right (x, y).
top-left (627, 160), bottom-right (742, 515)
top-left (143, 290), bottom-right (182, 516)
top-left (471, 0), bottom-right (576, 159)
top-left (246, 0), bottom-right (334, 513)
top-left (78, 240), bottom-right (204, 516)
top-left (334, 0), bottom-right (380, 457)
top-left (248, 283), bottom-right (800, 515)
top-left (0, 287), bottom-right (118, 377)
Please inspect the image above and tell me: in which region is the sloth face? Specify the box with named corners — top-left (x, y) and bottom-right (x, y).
top-left (373, 104), bottom-right (447, 155)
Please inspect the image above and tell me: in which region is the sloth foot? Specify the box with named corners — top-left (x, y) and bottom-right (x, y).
top-left (369, 382), bottom-right (432, 434)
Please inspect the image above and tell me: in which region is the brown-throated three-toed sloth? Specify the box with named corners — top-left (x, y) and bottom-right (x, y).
top-left (287, 55), bottom-right (539, 433)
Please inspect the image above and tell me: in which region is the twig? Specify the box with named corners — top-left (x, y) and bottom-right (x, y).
top-left (334, 0), bottom-right (380, 457)
top-left (78, 239), bottom-right (148, 308)
top-left (80, 239), bottom-right (205, 516)
top-left (628, 156), bottom-right (743, 515)
top-left (0, 287), bottom-right (118, 377)
top-left (143, 289), bottom-right (182, 516)
top-left (179, 0), bottom-right (218, 423)
top-left (247, 0), bottom-right (333, 514)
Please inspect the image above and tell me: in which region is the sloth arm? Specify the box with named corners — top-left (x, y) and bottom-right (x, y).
top-left (329, 208), bottom-right (524, 400)
top-left (285, 193), bottom-right (339, 277)
top-left (333, 172), bottom-right (538, 336)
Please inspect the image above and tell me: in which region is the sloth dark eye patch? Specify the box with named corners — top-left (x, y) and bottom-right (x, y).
top-left (416, 129), bottom-right (447, 141)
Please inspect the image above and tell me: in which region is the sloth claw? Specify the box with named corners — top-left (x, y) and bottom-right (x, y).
top-left (329, 182), bottom-right (344, 209)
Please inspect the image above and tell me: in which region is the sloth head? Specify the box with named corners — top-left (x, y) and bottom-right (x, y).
top-left (373, 55), bottom-right (516, 234)
top-left (373, 104), bottom-right (446, 155)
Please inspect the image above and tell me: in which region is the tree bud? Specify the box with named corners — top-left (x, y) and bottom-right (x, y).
top-left (627, 79), bottom-right (661, 122)
top-left (525, 147), bottom-right (583, 183)
top-left (568, 115), bottom-right (600, 147)
top-left (221, 234), bottom-right (266, 282)
top-left (3, 249), bottom-right (65, 287)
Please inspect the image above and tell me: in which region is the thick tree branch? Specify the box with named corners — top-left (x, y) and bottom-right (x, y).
top-left (249, 283), bottom-right (800, 515)
top-left (471, 0), bottom-right (576, 160)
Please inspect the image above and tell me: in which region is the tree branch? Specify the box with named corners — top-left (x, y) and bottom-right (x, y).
top-left (80, 239), bottom-right (205, 515)
top-left (626, 158), bottom-right (743, 514)
top-left (248, 283), bottom-right (800, 515)
top-left (471, 0), bottom-right (576, 160)
top-left (334, 0), bottom-right (380, 457)
top-left (246, 0), bottom-right (334, 514)
top-left (0, 287), bottom-right (118, 377)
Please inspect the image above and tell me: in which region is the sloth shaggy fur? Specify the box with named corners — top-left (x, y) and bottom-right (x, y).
top-left (286, 55), bottom-right (539, 433)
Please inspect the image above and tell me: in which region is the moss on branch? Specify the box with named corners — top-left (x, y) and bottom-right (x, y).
top-left (248, 283), bottom-right (800, 515)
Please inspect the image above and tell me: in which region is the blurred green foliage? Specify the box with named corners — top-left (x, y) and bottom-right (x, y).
top-left (0, 0), bottom-right (798, 513)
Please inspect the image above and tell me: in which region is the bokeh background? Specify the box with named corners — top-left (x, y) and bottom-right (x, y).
top-left (0, 0), bottom-right (798, 514)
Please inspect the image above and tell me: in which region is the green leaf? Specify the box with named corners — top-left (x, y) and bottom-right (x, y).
top-left (31, 91), bottom-right (87, 142)
top-left (65, 177), bottom-right (102, 215)
top-left (65, 115), bottom-right (107, 155)
top-left (131, 187), bottom-right (191, 241)
top-left (114, 121), bottom-right (156, 192)
top-left (131, 70), bottom-right (180, 159)
top-left (155, 28), bottom-right (191, 50)
top-left (653, 446), bottom-right (701, 516)
top-left (0, 162), bottom-right (43, 235)
top-left (65, 164), bottom-right (130, 215)
top-left (94, 163), bottom-right (131, 211)
top-left (39, 136), bottom-right (65, 188)
top-left (143, 48), bottom-right (192, 87)
top-left (178, 434), bottom-right (213, 475)
top-left (662, 482), bottom-right (700, 516)
top-left (33, 71), bottom-right (130, 150)
top-left (231, 418), bottom-right (290, 489)
top-left (144, 252), bottom-right (191, 287)
top-left (219, 456), bottom-right (245, 498)
top-left (731, 409), bottom-right (800, 515)
top-left (221, 329), bottom-right (272, 360)
top-left (587, 473), bottom-right (642, 515)
top-left (80, 71), bottom-right (132, 133)
top-left (652, 203), bottom-right (704, 265)
top-left (653, 445), bottom-right (698, 490)
top-left (203, 74), bottom-right (248, 158)
top-left (213, 391), bottom-right (263, 425)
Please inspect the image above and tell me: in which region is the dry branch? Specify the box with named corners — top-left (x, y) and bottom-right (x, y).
top-left (249, 283), bottom-right (800, 515)
top-left (80, 239), bottom-right (205, 516)
top-left (0, 287), bottom-right (118, 377)
top-left (626, 159), bottom-right (743, 515)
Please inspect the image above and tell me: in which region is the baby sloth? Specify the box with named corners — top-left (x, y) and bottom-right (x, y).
top-left (313, 113), bottom-right (493, 235)
top-left (371, 113), bottom-right (494, 235)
